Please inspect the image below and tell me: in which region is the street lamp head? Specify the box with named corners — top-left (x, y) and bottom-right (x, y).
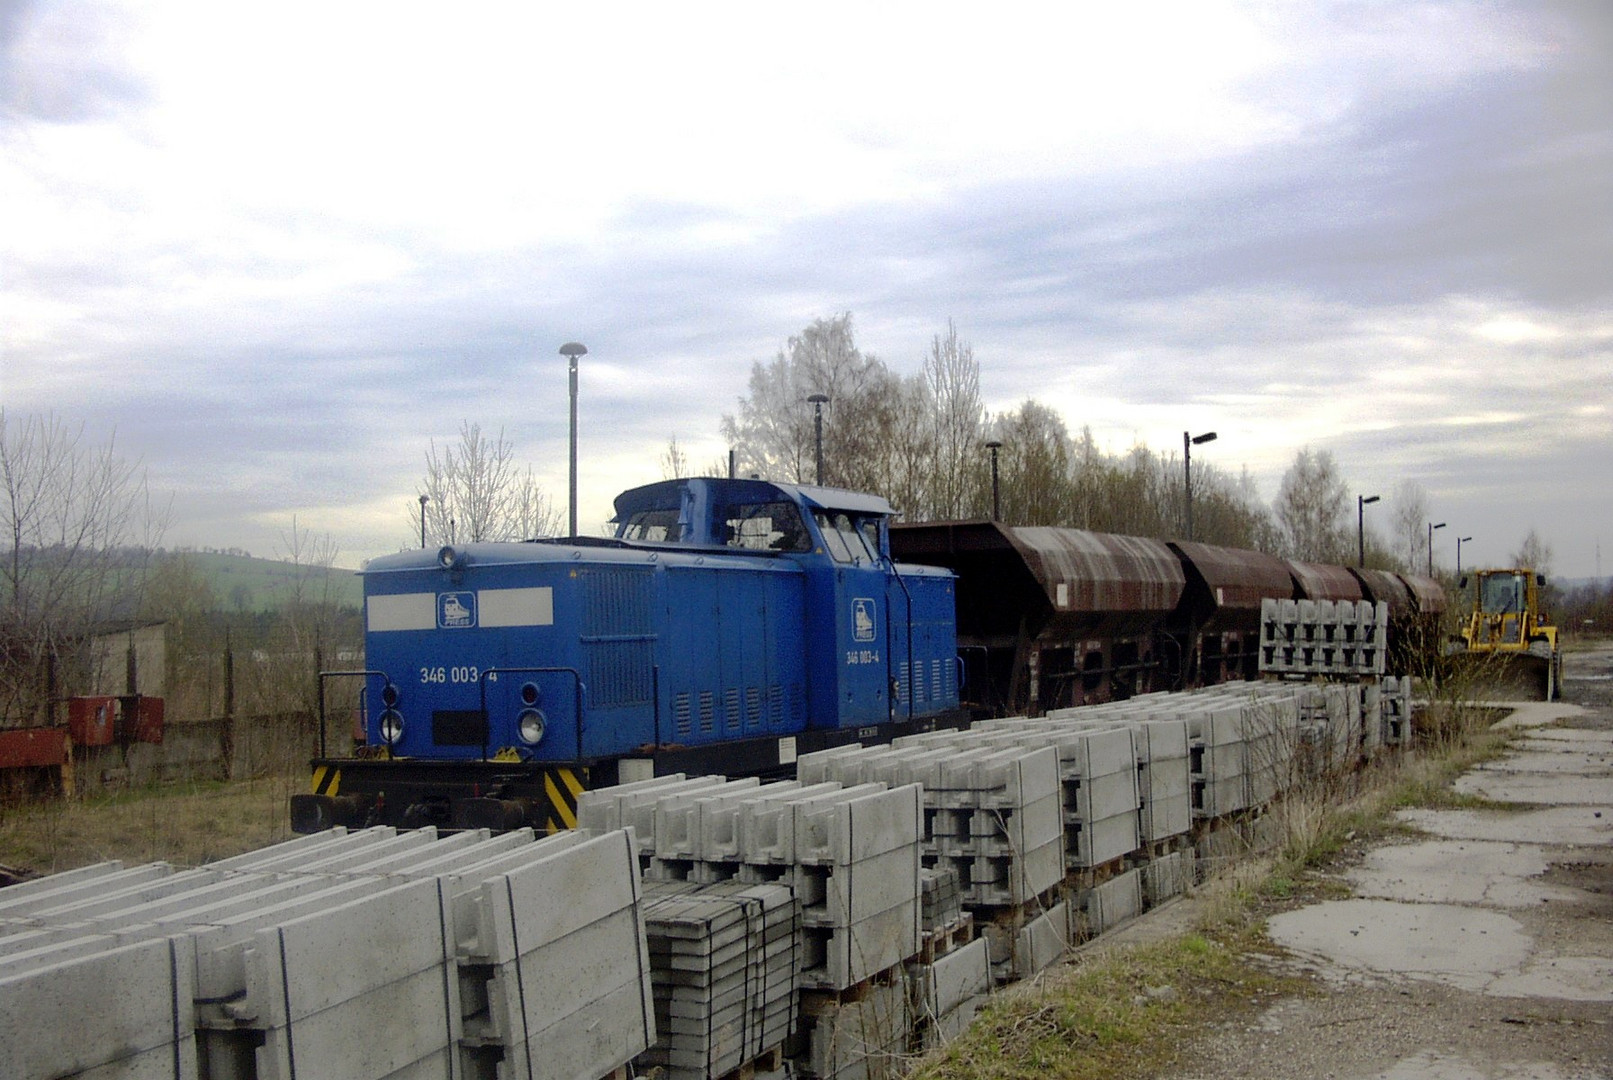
top-left (985, 440), bottom-right (1002, 451)
top-left (419, 494), bottom-right (429, 507)
top-left (1432, 522), bottom-right (1447, 531)
top-left (559, 342), bottom-right (587, 360)
top-left (1460, 536), bottom-right (1472, 543)
top-left (1362, 494), bottom-right (1380, 505)
top-left (1191, 431), bottom-right (1218, 445)
top-left (807, 393), bottom-right (829, 406)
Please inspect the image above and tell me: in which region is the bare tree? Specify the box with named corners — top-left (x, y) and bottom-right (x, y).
top-left (923, 321), bottom-right (985, 519)
top-left (1, 410), bottom-right (167, 724)
top-left (659, 436), bottom-right (689, 480)
top-left (721, 314), bottom-right (885, 486)
top-left (414, 422), bottom-right (562, 544)
top-left (266, 516), bottom-right (347, 723)
top-left (989, 401), bottom-right (1077, 526)
top-left (1390, 479), bottom-right (1431, 573)
top-left (1273, 447), bottom-right (1350, 562)
top-left (508, 469), bottom-right (562, 540)
top-left (1511, 528), bottom-right (1554, 576)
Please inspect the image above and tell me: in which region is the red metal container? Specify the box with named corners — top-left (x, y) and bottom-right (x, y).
top-left (67, 696), bottom-right (118, 747)
top-left (0, 728), bottom-right (71, 769)
top-left (129, 696), bottom-right (165, 744)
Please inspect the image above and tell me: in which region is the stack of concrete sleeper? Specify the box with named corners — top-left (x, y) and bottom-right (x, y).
top-left (637, 879), bottom-right (799, 1080)
top-left (0, 826), bottom-right (655, 1080)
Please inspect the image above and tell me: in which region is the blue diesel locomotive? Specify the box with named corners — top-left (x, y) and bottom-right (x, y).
top-left (291, 476), bottom-right (963, 833)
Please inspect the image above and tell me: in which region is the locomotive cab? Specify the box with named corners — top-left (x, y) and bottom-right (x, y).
top-left (293, 476), bottom-right (961, 834)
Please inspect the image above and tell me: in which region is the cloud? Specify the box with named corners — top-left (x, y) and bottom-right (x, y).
top-left (1, 0), bottom-right (149, 125)
top-left (1, 0), bottom-right (1609, 576)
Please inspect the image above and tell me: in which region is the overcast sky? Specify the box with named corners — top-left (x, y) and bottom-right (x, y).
top-left (3, 1), bottom-right (1610, 578)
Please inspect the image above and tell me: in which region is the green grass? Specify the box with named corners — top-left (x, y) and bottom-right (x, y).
top-left (912, 931), bottom-right (1303, 1080)
top-left (0, 774), bottom-right (298, 874)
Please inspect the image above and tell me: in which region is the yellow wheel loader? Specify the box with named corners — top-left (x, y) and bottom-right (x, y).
top-left (1451, 568), bottom-right (1563, 701)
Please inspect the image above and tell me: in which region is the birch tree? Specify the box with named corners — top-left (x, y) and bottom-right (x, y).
top-left (1273, 447), bottom-right (1350, 561)
top-left (923, 321), bottom-right (985, 519)
top-left (414, 422), bottom-right (562, 544)
top-left (1, 411), bottom-right (167, 723)
top-left (1390, 479), bottom-right (1431, 573)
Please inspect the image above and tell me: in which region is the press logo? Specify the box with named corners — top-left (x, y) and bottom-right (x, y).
top-left (852, 598), bottom-right (876, 643)
top-left (438, 592), bottom-right (476, 629)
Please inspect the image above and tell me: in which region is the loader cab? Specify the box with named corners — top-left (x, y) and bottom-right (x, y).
top-left (1462, 568), bottom-right (1550, 649)
top-left (1477, 571), bottom-right (1533, 616)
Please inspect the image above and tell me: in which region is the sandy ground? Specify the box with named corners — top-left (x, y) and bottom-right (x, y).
top-left (1149, 647), bottom-right (1613, 1080)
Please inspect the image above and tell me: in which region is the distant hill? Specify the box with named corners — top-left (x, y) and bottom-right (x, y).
top-left (169, 551), bottom-right (364, 612)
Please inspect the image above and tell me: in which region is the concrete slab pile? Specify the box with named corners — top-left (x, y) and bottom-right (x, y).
top-left (599, 776), bottom-right (925, 995)
top-left (1139, 849), bottom-right (1193, 906)
top-left (799, 740), bottom-right (1070, 981)
top-left (638, 880), bottom-right (800, 1080)
top-left (0, 930), bottom-right (199, 1080)
top-left (1075, 867), bottom-right (1144, 939)
top-left (801, 975), bottom-right (912, 1080)
top-left (907, 936), bottom-right (991, 1050)
top-left (1379, 675), bottom-right (1413, 746)
top-left (893, 722), bottom-right (1140, 872)
top-left (1260, 598), bottom-right (1386, 676)
top-left (998, 899), bottom-right (1071, 982)
top-left (0, 825), bottom-right (656, 1080)
top-left (576, 773), bottom-right (755, 864)
top-left (777, 785), bottom-right (925, 993)
top-left (1183, 701), bottom-right (1254, 818)
top-left (1023, 710), bottom-right (1189, 852)
top-left (801, 742), bottom-right (1065, 908)
top-left (1179, 685), bottom-right (1308, 808)
top-left (920, 867), bottom-right (963, 935)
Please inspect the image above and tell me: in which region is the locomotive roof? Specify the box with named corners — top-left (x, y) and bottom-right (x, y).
top-left (612, 477), bottom-right (896, 518)
top-left (364, 478), bottom-right (901, 577)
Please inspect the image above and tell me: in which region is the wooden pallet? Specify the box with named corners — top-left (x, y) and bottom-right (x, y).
top-left (917, 912), bottom-right (974, 963)
top-left (799, 963), bottom-right (904, 1016)
top-left (713, 1043), bottom-right (785, 1080)
top-left (1066, 855), bottom-right (1126, 891)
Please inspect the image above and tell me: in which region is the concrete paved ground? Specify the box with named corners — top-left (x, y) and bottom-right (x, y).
top-left (1162, 649), bottom-right (1613, 1079)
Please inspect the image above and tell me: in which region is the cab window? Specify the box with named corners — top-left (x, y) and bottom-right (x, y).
top-left (814, 511), bottom-right (877, 564)
top-left (859, 518), bottom-right (883, 560)
top-left (619, 508), bottom-right (683, 542)
top-left (722, 501), bottom-right (812, 552)
top-left (1480, 573), bottom-right (1525, 614)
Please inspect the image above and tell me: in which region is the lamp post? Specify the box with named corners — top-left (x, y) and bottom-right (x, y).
top-left (1428, 521), bottom-right (1446, 576)
top-left (418, 494), bottom-right (429, 549)
top-left (1183, 430), bottom-right (1217, 541)
top-left (807, 393), bottom-right (829, 485)
top-left (1357, 494), bottom-right (1380, 568)
top-left (1457, 536), bottom-right (1473, 577)
top-left (560, 342), bottom-right (587, 538)
top-left (985, 440), bottom-right (1003, 521)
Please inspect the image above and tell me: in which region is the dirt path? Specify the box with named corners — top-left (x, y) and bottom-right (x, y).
top-left (1158, 648), bottom-right (1613, 1080)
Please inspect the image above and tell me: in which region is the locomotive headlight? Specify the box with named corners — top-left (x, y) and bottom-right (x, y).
top-left (379, 709), bottom-right (405, 745)
top-left (437, 545), bottom-right (460, 569)
top-left (517, 708), bottom-right (546, 745)
top-left (380, 682), bottom-right (400, 708)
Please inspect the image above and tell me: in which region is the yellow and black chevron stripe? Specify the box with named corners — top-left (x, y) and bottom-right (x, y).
top-left (311, 764), bottom-right (340, 797)
top-left (540, 766), bottom-right (586, 833)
